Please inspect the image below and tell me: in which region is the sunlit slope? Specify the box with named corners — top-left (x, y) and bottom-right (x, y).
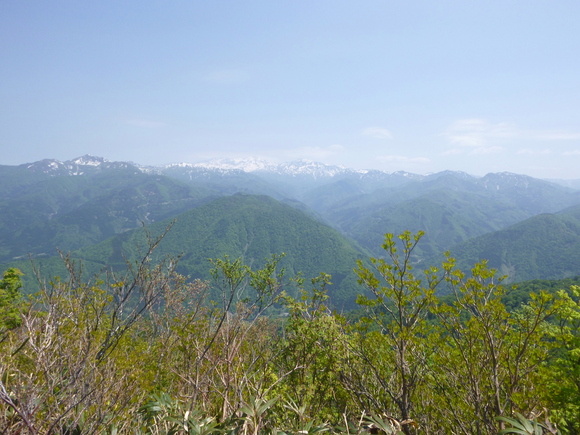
top-left (54, 194), bottom-right (367, 308)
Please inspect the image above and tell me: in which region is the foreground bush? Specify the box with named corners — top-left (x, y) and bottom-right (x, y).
top-left (1, 231), bottom-right (578, 434)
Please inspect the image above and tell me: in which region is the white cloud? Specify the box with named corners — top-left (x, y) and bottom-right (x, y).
top-left (362, 127), bottom-right (393, 140)
top-left (444, 119), bottom-right (515, 148)
top-left (531, 132), bottom-right (580, 141)
top-left (563, 150), bottom-right (580, 156)
top-left (441, 148), bottom-right (464, 156)
top-left (444, 119), bottom-right (580, 150)
top-left (517, 148), bottom-right (552, 155)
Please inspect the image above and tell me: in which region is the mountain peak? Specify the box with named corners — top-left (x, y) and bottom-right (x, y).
top-left (480, 172), bottom-right (534, 190)
top-left (164, 158), bottom-right (356, 178)
top-left (276, 160), bottom-right (352, 178)
top-left (427, 170), bottom-right (474, 179)
top-left (23, 158), bottom-right (64, 174)
top-left (22, 155), bottom-right (135, 176)
top-left (167, 158), bottom-right (277, 173)
top-left (67, 155), bottom-right (109, 166)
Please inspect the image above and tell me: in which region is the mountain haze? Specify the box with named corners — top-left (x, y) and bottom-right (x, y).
top-left (2, 155), bottom-right (580, 298)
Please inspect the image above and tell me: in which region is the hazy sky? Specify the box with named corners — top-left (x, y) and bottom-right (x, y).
top-left (1, 1), bottom-right (580, 178)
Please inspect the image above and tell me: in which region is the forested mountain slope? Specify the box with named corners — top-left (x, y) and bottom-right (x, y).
top-left (8, 194), bottom-right (368, 309)
top-left (4, 155), bottom-right (580, 292)
top-left (0, 158), bottom-right (218, 262)
top-left (300, 171), bottom-right (580, 256)
top-left (444, 203), bottom-right (580, 282)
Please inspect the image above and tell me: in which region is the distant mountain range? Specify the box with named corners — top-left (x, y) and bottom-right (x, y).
top-left (2, 154), bottom-right (580, 303)
top-left (10, 154), bottom-right (579, 193)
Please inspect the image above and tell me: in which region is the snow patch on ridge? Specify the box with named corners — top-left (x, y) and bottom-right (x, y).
top-left (165, 158), bottom-right (366, 179)
top-left (166, 158), bottom-right (277, 173)
top-left (23, 155), bottom-right (134, 176)
top-left (68, 155), bottom-right (109, 166)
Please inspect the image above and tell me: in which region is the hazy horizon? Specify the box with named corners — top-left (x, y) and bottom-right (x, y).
top-left (7, 152), bottom-right (580, 181)
top-left (2, 2), bottom-right (579, 179)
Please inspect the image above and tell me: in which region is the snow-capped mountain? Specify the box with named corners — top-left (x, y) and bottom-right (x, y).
top-left (68, 155), bottom-right (109, 166)
top-left (162, 158), bottom-right (354, 178)
top-left (16, 156), bottom-right (576, 196)
top-left (168, 157), bottom-right (278, 173)
top-left (160, 157), bottom-right (418, 181)
top-left (274, 160), bottom-right (356, 178)
top-left (22, 155), bottom-right (135, 176)
top-left (479, 172), bottom-right (556, 191)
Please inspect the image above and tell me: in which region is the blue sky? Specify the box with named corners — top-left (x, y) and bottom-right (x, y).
top-left (1, 1), bottom-right (579, 178)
